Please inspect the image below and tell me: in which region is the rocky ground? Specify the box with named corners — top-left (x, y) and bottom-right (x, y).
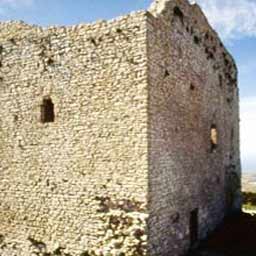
top-left (188, 173), bottom-right (256, 256)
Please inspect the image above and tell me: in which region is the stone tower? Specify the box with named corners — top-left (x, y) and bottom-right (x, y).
top-left (0, 0), bottom-right (241, 255)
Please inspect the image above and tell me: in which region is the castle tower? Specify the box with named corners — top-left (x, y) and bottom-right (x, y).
top-left (0, 0), bottom-right (241, 255)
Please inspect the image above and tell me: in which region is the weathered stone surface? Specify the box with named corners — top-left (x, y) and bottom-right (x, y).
top-left (147, 0), bottom-right (240, 255)
top-left (0, 0), bottom-right (240, 255)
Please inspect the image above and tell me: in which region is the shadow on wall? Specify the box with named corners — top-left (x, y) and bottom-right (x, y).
top-left (188, 192), bottom-right (256, 256)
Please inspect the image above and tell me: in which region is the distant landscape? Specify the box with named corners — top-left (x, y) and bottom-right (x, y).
top-left (242, 173), bottom-right (256, 213)
top-left (242, 172), bottom-right (256, 192)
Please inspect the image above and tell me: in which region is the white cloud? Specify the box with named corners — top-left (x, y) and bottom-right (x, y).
top-left (240, 97), bottom-right (256, 172)
top-left (191, 0), bottom-right (256, 41)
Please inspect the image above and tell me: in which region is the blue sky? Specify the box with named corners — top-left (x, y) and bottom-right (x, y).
top-left (0, 0), bottom-right (255, 172)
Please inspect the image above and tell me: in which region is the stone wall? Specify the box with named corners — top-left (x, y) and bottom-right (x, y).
top-left (0, 13), bottom-right (149, 256)
top-left (147, 0), bottom-right (240, 255)
top-left (0, 0), bottom-right (241, 255)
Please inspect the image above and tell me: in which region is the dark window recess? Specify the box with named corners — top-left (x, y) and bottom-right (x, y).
top-left (164, 69), bottom-right (170, 77)
top-left (173, 6), bottom-right (184, 24)
top-left (190, 83), bottom-right (195, 91)
top-left (194, 35), bottom-right (200, 45)
top-left (210, 124), bottom-right (218, 152)
top-left (41, 98), bottom-right (55, 123)
top-left (231, 128), bottom-right (234, 141)
top-left (47, 57), bottom-right (54, 66)
top-left (219, 74), bottom-right (223, 87)
top-left (190, 209), bottom-right (199, 247)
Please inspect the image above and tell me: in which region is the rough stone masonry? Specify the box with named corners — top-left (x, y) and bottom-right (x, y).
top-left (0, 0), bottom-right (241, 255)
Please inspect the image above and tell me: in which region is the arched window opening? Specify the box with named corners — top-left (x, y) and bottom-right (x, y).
top-left (173, 6), bottom-right (184, 24)
top-left (210, 124), bottom-right (218, 152)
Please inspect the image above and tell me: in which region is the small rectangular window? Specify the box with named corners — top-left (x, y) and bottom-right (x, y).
top-left (41, 98), bottom-right (54, 123)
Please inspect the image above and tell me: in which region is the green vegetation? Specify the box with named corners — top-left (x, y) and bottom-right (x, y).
top-left (243, 192), bottom-right (256, 211)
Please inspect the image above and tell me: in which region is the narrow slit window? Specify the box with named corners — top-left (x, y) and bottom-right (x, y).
top-left (190, 208), bottom-right (199, 247)
top-left (41, 98), bottom-right (54, 123)
top-left (210, 124), bottom-right (218, 152)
